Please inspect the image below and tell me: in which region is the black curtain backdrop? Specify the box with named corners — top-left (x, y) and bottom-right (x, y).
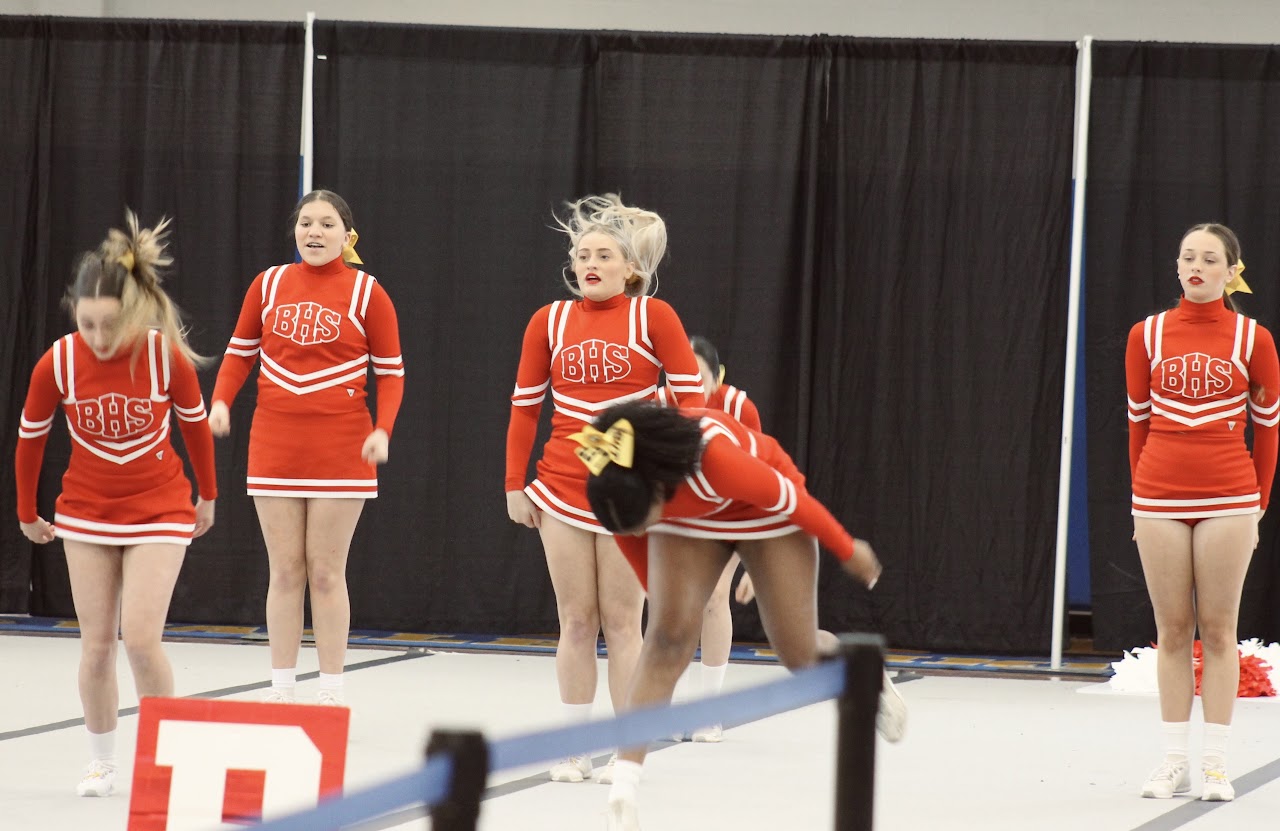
top-left (808, 42), bottom-right (1078, 652)
top-left (0, 17), bottom-right (303, 621)
top-left (1086, 43), bottom-right (1280, 651)
top-left (1, 18), bottom-right (1087, 654)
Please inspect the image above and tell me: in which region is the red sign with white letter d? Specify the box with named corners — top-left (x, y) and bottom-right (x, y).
top-left (127, 697), bottom-right (350, 830)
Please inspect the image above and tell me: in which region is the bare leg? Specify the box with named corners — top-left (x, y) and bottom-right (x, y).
top-left (303, 498), bottom-right (365, 675)
top-left (1134, 518), bottom-right (1196, 722)
top-left (736, 532), bottom-right (820, 671)
top-left (699, 553), bottom-right (738, 668)
top-left (119, 543), bottom-right (186, 697)
top-left (596, 532), bottom-right (645, 713)
top-left (1191, 515), bottom-right (1255, 725)
top-left (539, 516), bottom-right (603, 705)
top-left (64, 542), bottom-right (123, 734)
top-left (617, 535), bottom-right (731, 767)
top-left (254, 497), bottom-right (308, 671)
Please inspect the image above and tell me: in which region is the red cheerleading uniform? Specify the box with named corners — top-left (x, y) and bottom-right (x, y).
top-left (657, 382), bottom-right (761, 431)
top-left (15, 330), bottom-right (217, 546)
top-left (506, 293), bottom-right (706, 532)
top-left (1126, 296), bottom-right (1280, 519)
top-left (614, 409), bottom-right (856, 587)
top-left (213, 257), bottom-right (405, 498)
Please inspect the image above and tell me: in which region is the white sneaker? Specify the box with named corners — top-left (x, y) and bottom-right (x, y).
top-left (263, 687), bottom-right (295, 704)
top-left (549, 754), bottom-right (592, 782)
top-left (1140, 758), bottom-right (1190, 798)
top-left (595, 753), bottom-right (618, 784)
top-left (876, 672), bottom-right (907, 743)
top-left (76, 759), bottom-right (116, 797)
top-left (691, 724), bottom-right (723, 743)
top-left (606, 794), bottom-right (640, 831)
top-left (316, 689), bottom-right (346, 707)
top-left (1201, 763), bottom-right (1234, 802)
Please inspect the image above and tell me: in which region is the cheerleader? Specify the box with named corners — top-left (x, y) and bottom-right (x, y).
top-left (1126, 223), bottom-right (1278, 802)
top-left (505, 194), bottom-right (705, 782)
top-left (15, 212), bottom-right (217, 796)
top-left (209, 190), bottom-right (404, 706)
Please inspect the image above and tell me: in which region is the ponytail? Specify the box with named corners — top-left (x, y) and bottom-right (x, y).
top-left (66, 210), bottom-right (208, 367)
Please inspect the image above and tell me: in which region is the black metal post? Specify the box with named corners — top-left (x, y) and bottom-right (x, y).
top-left (425, 729), bottom-right (489, 831)
top-left (833, 633), bottom-right (884, 831)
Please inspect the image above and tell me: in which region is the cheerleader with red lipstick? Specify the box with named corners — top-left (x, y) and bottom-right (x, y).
top-left (15, 212), bottom-right (217, 797)
top-left (1126, 224), bottom-right (1279, 802)
top-left (208, 190), bottom-right (404, 707)
top-left (505, 194), bottom-right (705, 783)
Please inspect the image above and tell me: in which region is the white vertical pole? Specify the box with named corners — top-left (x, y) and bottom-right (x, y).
top-left (1051, 35), bottom-right (1093, 670)
top-left (300, 11), bottom-right (316, 196)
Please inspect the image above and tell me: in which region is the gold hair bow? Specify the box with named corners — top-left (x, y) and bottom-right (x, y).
top-left (568, 420), bottom-right (635, 476)
top-left (1226, 260), bottom-right (1252, 295)
top-left (717, 365), bottom-right (726, 385)
top-left (343, 229), bottom-right (364, 265)
top-left (118, 251), bottom-right (135, 273)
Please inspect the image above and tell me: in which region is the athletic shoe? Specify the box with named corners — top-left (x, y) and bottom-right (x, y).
top-left (76, 759), bottom-right (116, 797)
top-left (595, 753), bottom-right (618, 784)
top-left (316, 689), bottom-right (345, 707)
top-left (549, 754), bottom-right (592, 782)
top-left (691, 724), bottom-right (723, 743)
top-left (876, 672), bottom-right (907, 743)
top-left (1140, 758), bottom-right (1190, 799)
top-left (1201, 763), bottom-right (1234, 802)
top-left (606, 794), bottom-right (640, 831)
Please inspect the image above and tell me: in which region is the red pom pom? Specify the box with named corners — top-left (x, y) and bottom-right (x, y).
top-left (1190, 640), bottom-right (1275, 697)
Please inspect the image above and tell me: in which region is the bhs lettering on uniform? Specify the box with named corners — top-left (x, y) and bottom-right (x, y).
top-left (74, 394), bottom-right (154, 439)
top-left (560, 339), bottom-right (632, 383)
top-left (1161, 352), bottom-right (1234, 399)
top-left (273, 302), bottom-right (342, 345)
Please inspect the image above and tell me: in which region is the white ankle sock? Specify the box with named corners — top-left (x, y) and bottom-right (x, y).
top-left (271, 667), bottom-right (297, 691)
top-left (318, 672), bottom-right (343, 692)
top-left (1161, 721), bottom-right (1190, 763)
top-left (1203, 722), bottom-right (1230, 767)
top-left (87, 729), bottom-right (116, 764)
top-left (697, 662), bottom-right (728, 698)
top-left (608, 759), bottom-right (643, 802)
top-left (561, 701), bottom-right (592, 724)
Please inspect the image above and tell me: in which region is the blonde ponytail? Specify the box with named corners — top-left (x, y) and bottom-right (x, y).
top-left (68, 210), bottom-right (209, 367)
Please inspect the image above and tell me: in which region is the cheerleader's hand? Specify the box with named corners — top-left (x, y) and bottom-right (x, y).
top-left (19, 517), bottom-right (56, 544)
top-left (843, 538), bottom-right (883, 589)
top-left (208, 401), bottom-right (231, 437)
top-left (193, 498), bottom-right (216, 538)
top-left (507, 490), bottom-right (541, 529)
top-left (361, 428), bottom-right (390, 464)
top-left (735, 572), bottom-right (756, 604)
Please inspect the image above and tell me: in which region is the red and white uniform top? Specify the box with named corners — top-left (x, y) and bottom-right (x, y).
top-left (506, 293), bottom-right (705, 531)
top-left (657, 382), bottom-right (761, 431)
top-left (15, 329), bottom-right (217, 546)
top-left (1126, 296), bottom-right (1280, 518)
top-left (616, 408), bottom-right (855, 587)
top-left (212, 257), bottom-right (405, 497)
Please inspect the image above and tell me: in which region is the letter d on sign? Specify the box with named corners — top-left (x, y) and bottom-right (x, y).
top-left (128, 697), bottom-right (350, 830)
